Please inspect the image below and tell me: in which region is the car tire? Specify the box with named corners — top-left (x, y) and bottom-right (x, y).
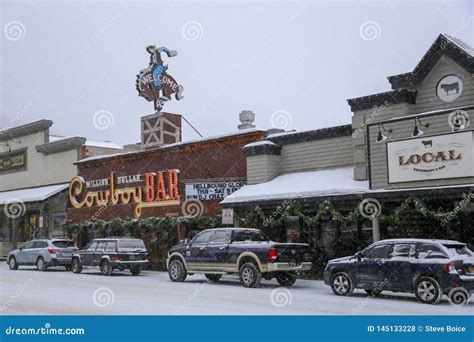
top-left (205, 274), bottom-right (222, 282)
top-left (130, 266), bottom-right (141, 276)
top-left (36, 257), bottom-right (47, 272)
top-left (168, 259), bottom-right (187, 282)
top-left (100, 260), bottom-right (114, 276)
top-left (415, 277), bottom-right (442, 304)
top-left (275, 272), bottom-right (297, 287)
top-left (71, 258), bottom-right (82, 274)
top-left (239, 262), bottom-right (262, 288)
top-left (8, 256), bottom-right (19, 270)
top-left (330, 272), bottom-right (354, 296)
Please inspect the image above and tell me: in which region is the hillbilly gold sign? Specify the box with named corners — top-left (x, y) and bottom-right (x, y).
top-left (387, 131), bottom-right (474, 183)
top-left (136, 45), bottom-right (184, 111)
top-left (68, 170), bottom-right (180, 218)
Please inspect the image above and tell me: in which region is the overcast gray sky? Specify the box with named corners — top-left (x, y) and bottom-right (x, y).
top-left (1, 0), bottom-right (472, 145)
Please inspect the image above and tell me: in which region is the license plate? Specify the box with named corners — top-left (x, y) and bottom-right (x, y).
top-left (468, 265), bottom-right (474, 273)
top-left (129, 255), bottom-right (135, 260)
top-left (62, 251), bottom-right (72, 256)
top-left (290, 262), bottom-right (298, 268)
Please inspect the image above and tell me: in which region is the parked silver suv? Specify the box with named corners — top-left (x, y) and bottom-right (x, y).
top-left (7, 239), bottom-right (77, 271)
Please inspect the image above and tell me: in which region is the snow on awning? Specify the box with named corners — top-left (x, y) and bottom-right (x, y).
top-left (221, 168), bottom-right (369, 204)
top-left (0, 183), bottom-right (69, 205)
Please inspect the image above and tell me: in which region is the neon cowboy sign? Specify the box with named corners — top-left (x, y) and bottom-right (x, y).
top-left (68, 170), bottom-right (180, 218)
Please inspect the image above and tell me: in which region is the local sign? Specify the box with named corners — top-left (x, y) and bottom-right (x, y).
top-left (387, 131), bottom-right (474, 183)
top-left (135, 45), bottom-right (184, 111)
top-left (68, 170), bottom-right (180, 218)
top-left (185, 181), bottom-right (246, 201)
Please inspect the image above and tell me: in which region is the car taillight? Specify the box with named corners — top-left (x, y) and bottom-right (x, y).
top-left (47, 249), bottom-right (57, 254)
top-left (443, 261), bottom-right (455, 273)
top-left (114, 255), bottom-right (121, 261)
top-left (267, 247), bottom-right (278, 261)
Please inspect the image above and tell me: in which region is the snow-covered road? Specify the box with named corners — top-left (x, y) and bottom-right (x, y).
top-left (0, 263), bottom-right (471, 315)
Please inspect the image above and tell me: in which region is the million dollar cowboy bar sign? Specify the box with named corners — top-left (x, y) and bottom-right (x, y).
top-left (387, 131), bottom-right (474, 183)
top-left (68, 170), bottom-right (180, 218)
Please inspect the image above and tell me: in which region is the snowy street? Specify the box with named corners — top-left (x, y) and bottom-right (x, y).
top-left (0, 263), bottom-right (472, 315)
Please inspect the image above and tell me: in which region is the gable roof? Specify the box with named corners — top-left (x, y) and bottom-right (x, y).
top-left (387, 34), bottom-right (474, 89)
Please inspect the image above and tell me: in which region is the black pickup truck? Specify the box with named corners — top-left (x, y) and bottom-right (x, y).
top-left (166, 228), bottom-right (312, 287)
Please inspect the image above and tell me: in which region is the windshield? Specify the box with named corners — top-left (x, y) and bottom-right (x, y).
top-left (232, 230), bottom-right (267, 242)
top-left (117, 239), bottom-right (146, 251)
top-left (52, 240), bottom-right (75, 248)
top-left (444, 244), bottom-right (473, 257)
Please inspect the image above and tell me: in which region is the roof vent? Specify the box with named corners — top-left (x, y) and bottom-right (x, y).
top-left (238, 110), bottom-right (255, 130)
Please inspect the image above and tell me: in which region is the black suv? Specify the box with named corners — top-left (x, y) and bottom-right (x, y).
top-left (324, 239), bottom-right (474, 304)
top-left (166, 228), bottom-right (312, 288)
top-left (71, 238), bottom-right (148, 276)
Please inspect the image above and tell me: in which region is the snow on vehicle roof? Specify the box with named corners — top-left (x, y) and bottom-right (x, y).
top-left (221, 168), bottom-right (369, 204)
top-left (372, 238), bottom-right (464, 245)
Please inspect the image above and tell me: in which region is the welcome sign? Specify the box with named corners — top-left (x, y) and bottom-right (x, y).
top-left (387, 131), bottom-right (474, 183)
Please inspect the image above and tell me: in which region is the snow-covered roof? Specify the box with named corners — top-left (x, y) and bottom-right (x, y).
top-left (77, 128), bottom-right (264, 164)
top-left (221, 168), bottom-right (369, 204)
top-left (244, 140), bottom-right (276, 148)
top-left (50, 135), bottom-right (122, 149)
top-left (444, 34), bottom-right (474, 57)
top-left (0, 183), bottom-right (69, 205)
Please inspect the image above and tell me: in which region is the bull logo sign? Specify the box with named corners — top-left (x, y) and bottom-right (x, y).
top-left (436, 75), bottom-right (463, 103)
top-left (136, 45), bottom-right (184, 111)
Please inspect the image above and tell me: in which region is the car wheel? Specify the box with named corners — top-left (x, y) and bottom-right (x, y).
top-left (130, 266), bottom-right (141, 276)
top-left (365, 289), bottom-right (382, 297)
top-left (71, 258), bottom-right (82, 274)
top-left (8, 257), bottom-right (19, 270)
top-left (415, 277), bottom-right (442, 304)
top-left (100, 260), bottom-right (113, 276)
top-left (239, 262), bottom-right (262, 288)
top-left (275, 272), bottom-right (297, 287)
top-left (168, 259), bottom-right (187, 282)
top-left (331, 272), bottom-right (354, 296)
top-left (36, 257), bottom-right (47, 272)
top-left (205, 274), bottom-right (222, 282)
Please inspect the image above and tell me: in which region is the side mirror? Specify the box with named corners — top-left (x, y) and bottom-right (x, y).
top-left (19, 247), bottom-right (23, 251)
top-left (355, 251), bottom-right (362, 261)
top-left (182, 238), bottom-right (191, 245)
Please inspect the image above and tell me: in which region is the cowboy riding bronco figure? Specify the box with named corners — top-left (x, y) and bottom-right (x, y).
top-left (136, 44), bottom-right (184, 111)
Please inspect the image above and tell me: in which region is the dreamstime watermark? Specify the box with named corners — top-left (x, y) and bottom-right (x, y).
top-left (447, 287), bottom-right (471, 307)
top-left (270, 287), bottom-right (292, 307)
top-left (358, 198), bottom-right (381, 218)
top-left (3, 199), bottom-right (26, 219)
top-left (440, 15), bottom-right (474, 50)
top-left (3, 21), bottom-right (26, 41)
top-left (92, 110), bottom-right (115, 130)
top-left (5, 323), bottom-right (85, 336)
top-left (352, 280), bottom-right (390, 315)
top-left (447, 110), bottom-right (470, 131)
top-left (0, 278), bottom-right (34, 312)
top-left (82, 14), bottom-right (121, 52)
top-left (270, 110), bottom-right (292, 130)
top-left (352, 101), bottom-right (388, 139)
top-left (92, 287), bottom-right (115, 307)
top-left (182, 21), bottom-right (204, 41)
top-left (176, 282), bottom-right (209, 315)
top-left (263, 193), bottom-right (297, 227)
top-left (359, 21), bottom-right (381, 41)
top-left (440, 193), bottom-right (474, 227)
top-left (181, 200), bottom-right (204, 217)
